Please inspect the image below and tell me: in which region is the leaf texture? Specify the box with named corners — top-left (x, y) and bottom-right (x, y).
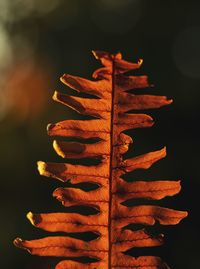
top-left (14, 51), bottom-right (188, 268)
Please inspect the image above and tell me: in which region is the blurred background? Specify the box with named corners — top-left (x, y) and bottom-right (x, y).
top-left (0, 0), bottom-right (199, 268)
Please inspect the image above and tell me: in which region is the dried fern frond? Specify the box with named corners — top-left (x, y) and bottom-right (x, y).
top-left (14, 51), bottom-right (188, 269)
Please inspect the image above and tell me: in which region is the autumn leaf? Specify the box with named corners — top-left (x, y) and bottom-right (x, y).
top-left (14, 51), bottom-right (188, 269)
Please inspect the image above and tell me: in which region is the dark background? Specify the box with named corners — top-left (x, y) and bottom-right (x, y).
top-left (0, 0), bottom-right (199, 268)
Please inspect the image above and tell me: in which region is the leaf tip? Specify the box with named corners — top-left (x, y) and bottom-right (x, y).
top-left (47, 123), bottom-right (56, 135)
top-left (115, 51), bottom-right (122, 59)
top-left (91, 50), bottom-right (97, 58)
top-left (138, 58), bottom-right (143, 66)
top-left (60, 73), bottom-right (68, 83)
top-left (52, 90), bottom-right (59, 101)
top-left (183, 210), bottom-right (189, 219)
top-left (26, 212), bottom-right (38, 226)
top-left (147, 114), bottom-right (155, 126)
top-left (53, 187), bottom-right (63, 199)
top-left (13, 237), bottom-right (24, 248)
top-left (37, 161), bottom-right (46, 176)
top-left (53, 140), bottom-right (65, 158)
top-left (176, 210), bottom-right (188, 224)
top-left (92, 50), bottom-right (108, 59)
top-left (13, 238), bottom-right (31, 253)
top-left (162, 146), bottom-right (167, 156)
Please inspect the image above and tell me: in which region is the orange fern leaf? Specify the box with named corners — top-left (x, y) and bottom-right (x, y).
top-left (14, 51), bottom-right (188, 269)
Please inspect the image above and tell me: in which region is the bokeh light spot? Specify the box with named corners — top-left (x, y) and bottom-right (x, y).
top-left (0, 24), bottom-right (12, 69)
top-left (0, 59), bottom-right (52, 124)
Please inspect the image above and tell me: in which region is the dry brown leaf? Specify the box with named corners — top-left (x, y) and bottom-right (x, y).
top-left (14, 50), bottom-right (188, 269)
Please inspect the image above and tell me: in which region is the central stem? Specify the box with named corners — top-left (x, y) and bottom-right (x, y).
top-left (108, 56), bottom-right (116, 269)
